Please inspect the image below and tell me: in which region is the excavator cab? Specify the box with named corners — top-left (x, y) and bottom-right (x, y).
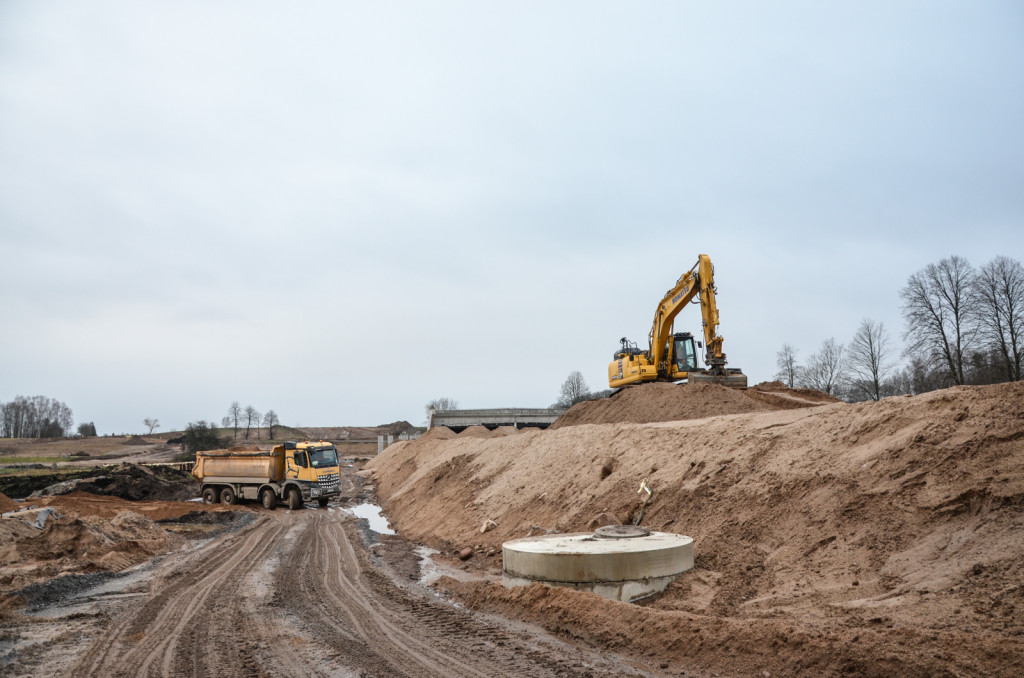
top-left (671, 332), bottom-right (699, 374)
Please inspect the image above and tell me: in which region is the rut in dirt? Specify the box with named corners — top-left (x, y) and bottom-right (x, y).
top-left (67, 508), bottom-right (650, 678)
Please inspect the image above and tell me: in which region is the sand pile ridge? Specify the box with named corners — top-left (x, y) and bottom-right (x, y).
top-left (367, 381), bottom-right (1024, 676)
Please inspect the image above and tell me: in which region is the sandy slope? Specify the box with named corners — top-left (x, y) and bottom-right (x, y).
top-left (367, 382), bottom-right (1024, 676)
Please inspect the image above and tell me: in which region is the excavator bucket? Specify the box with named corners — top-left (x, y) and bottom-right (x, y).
top-left (689, 370), bottom-right (748, 389)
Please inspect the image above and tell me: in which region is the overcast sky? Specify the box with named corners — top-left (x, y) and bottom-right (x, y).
top-left (2, 2), bottom-right (1022, 434)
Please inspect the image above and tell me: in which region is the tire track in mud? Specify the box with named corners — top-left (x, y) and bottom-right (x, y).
top-left (72, 515), bottom-right (287, 677)
top-left (278, 511), bottom-right (642, 677)
top-left (69, 507), bottom-right (649, 677)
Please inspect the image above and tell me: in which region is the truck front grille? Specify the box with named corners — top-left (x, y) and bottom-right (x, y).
top-left (317, 472), bottom-right (340, 493)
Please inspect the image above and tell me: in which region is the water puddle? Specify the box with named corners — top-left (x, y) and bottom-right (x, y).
top-left (416, 545), bottom-right (490, 585)
top-left (348, 503), bottom-right (396, 535)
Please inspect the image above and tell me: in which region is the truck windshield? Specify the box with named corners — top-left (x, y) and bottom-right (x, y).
top-left (308, 446), bottom-right (339, 469)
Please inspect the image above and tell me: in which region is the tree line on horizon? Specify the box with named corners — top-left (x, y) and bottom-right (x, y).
top-left (0, 395), bottom-right (75, 438)
top-left (775, 255), bottom-right (1023, 401)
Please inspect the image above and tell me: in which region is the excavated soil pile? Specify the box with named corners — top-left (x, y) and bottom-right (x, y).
top-left (0, 493), bottom-right (251, 600)
top-left (0, 492), bottom-right (19, 513)
top-left (27, 463), bottom-right (197, 502)
top-left (0, 509), bottom-right (186, 597)
top-left (367, 382), bottom-right (1024, 677)
top-left (31, 491), bottom-right (247, 521)
top-left (121, 436), bottom-right (150, 445)
top-left (550, 381), bottom-right (837, 429)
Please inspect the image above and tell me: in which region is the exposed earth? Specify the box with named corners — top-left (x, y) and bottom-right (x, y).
top-left (366, 381), bottom-right (1024, 677)
top-left (1, 382), bottom-right (1021, 676)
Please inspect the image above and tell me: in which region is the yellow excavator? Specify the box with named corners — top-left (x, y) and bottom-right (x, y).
top-left (608, 254), bottom-right (748, 389)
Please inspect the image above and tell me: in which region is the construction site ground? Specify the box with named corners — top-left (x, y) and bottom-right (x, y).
top-left (1, 381), bottom-right (1022, 676)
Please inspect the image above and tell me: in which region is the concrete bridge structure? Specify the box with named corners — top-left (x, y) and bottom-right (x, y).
top-left (428, 408), bottom-right (566, 433)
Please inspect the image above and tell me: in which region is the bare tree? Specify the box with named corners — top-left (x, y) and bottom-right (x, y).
top-left (973, 256), bottom-right (1024, 382)
top-left (901, 256), bottom-right (977, 385)
top-left (143, 417), bottom-right (160, 435)
top-left (243, 406), bottom-right (260, 440)
top-left (846, 319), bottom-right (894, 401)
top-left (801, 338), bottom-right (846, 396)
top-left (774, 344), bottom-right (801, 387)
top-left (424, 397), bottom-right (459, 421)
top-left (555, 370), bottom-right (591, 408)
top-left (262, 409), bottom-right (280, 439)
top-left (227, 401), bottom-right (242, 439)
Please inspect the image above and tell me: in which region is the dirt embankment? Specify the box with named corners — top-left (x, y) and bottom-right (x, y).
top-left (551, 380), bottom-right (838, 428)
top-left (0, 487), bottom-right (251, 600)
top-left (367, 381), bottom-right (1024, 677)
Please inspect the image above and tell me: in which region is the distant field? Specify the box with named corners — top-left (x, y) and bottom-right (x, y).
top-left (0, 437), bottom-right (149, 459)
top-left (0, 456), bottom-right (68, 465)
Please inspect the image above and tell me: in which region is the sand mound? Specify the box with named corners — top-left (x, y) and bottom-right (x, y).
top-left (0, 492), bottom-right (19, 513)
top-left (551, 382), bottom-right (768, 428)
top-left (368, 382), bottom-right (1024, 676)
top-left (32, 491), bottom-right (249, 521)
top-left (458, 426), bottom-right (498, 438)
top-left (744, 380), bottom-right (842, 409)
top-left (1, 509), bottom-right (186, 595)
top-left (418, 427), bottom-right (457, 441)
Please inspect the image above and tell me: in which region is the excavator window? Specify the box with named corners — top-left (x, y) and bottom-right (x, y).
top-left (674, 336), bottom-right (698, 372)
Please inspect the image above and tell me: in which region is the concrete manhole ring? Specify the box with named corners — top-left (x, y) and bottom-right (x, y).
top-left (594, 525), bottom-right (651, 539)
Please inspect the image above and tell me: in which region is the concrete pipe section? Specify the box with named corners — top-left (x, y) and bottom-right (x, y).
top-left (502, 525), bottom-right (694, 602)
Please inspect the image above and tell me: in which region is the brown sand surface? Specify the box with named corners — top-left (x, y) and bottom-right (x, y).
top-left (367, 382), bottom-right (1024, 676)
top-left (0, 492), bottom-right (19, 513)
top-left (551, 380), bottom-right (838, 429)
top-left (0, 509), bottom-right (186, 594)
top-left (0, 492), bottom-right (252, 597)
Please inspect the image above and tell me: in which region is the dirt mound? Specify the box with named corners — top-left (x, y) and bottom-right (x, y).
top-left (121, 436), bottom-right (150, 446)
top-left (29, 463), bottom-right (196, 502)
top-left (552, 381), bottom-right (839, 428)
top-left (458, 426), bottom-right (498, 438)
top-left (0, 492), bottom-right (19, 513)
top-left (367, 382), bottom-right (1024, 676)
top-left (418, 427), bottom-right (457, 441)
top-left (744, 380), bottom-right (842, 410)
top-left (32, 491), bottom-right (247, 521)
top-left (550, 382), bottom-right (770, 428)
top-left (1, 510), bottom-right (186, 595)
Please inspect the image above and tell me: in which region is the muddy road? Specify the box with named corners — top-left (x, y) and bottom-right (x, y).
top-left (5, 504), bottom-right (655, 677)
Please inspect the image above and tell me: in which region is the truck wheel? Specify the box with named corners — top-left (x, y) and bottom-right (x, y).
top-left (287, 487), bottom-right (302, 510)
top-left (202, 487), bottom-right (218, 505)
top-left (317, 497), bottom-right (329, 508)
top-left (220, 487), bottom-right (236, 505)
top-left (261, 489), bottom-right (277, 510)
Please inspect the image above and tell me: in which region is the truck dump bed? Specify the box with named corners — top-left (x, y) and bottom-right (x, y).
top-left (192, 449), bottom-right (286, 483)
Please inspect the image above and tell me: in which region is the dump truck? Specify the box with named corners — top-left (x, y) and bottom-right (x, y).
top-left (608, 254), bottom-right (747, 389)
top-left (192, 441), bottom-right (342, 510)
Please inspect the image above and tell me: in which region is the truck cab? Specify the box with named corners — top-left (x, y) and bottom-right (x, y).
top-left (282, 441), bottom-right (342, 506)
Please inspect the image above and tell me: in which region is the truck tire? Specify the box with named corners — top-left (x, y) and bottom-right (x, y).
top-left (317, 497), bottom-right (329, 508)
top-left (220, 487), bottom-right (236, 505)
top-left (202, 487), bottom-right (218, 505)
top-left (260, 489), bottom-right (277, 510)
top-left (287, 487), bottom-right (302, 510)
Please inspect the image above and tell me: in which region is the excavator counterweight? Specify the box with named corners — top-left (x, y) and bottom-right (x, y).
top-left (608, 254), bottom-right (747, 389)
